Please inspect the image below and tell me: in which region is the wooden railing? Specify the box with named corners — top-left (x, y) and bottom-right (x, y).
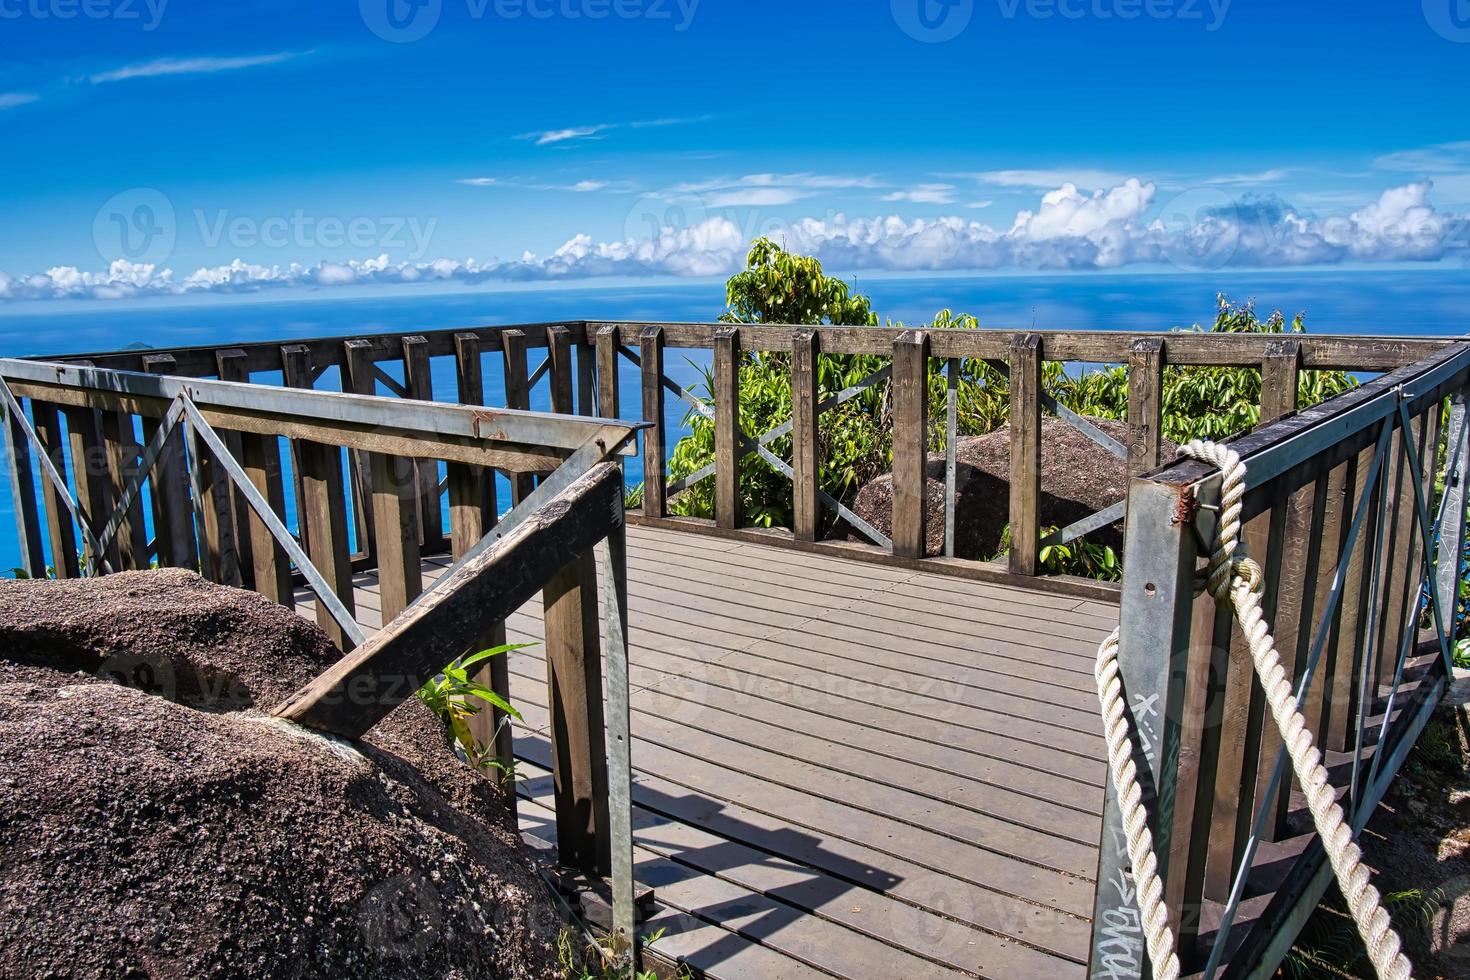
top-left (0, 352), bottom-right (647, 941)
top-left (21, 322), bottom-right (1452, 601)
top-left (1090, 340), bottom-right (1470, 978)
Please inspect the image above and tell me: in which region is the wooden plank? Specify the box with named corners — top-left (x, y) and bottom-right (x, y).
top-left (213, 350), bottom-right (257, 585)
top-left (341, 339), bottom-right (378, 563)
top-left (543, 549), bottom-right (611, 875)
top-left (369, 449), bottom-right (422, 622)
top-left (595, 325), bottom-right (620, 419)
top-left (1127, 337), bottom-right (1165, 477)
top-left (1329, 444), bottom-right (1379, 752)
top-left (100, 409), bottom-right (148, 569)
top-left (1375, 416), bottom-right (1418, 689)
top-left (791, 331), bottom-right (820, 542)
top-left (714, 326), bottom-right (742, 530)
top-left (1008, 334), bottom-right (1042, 576)
top-left (29, 401), bottom-right (79, 578)
top-left (640, 326), bottom-right (667, 519)
top-left (3, 394), bottom-right (45, 577)
top-left (1303, 459), bottom-right (1350, 748)
top-left (1253, 461), bottom-right (1319, 841)
top-left (891, 330), bottom-right (930, 559)
top-left (273, 461), bottom-right (622, 739)
top-left (401, 335), bottom-right (445, 552)
top-left (284, 344), bottom-right (357, 649)
top-left (279, 345), bottom-right (314, 558)
top-left (140, 354), bottom-right (197, 570)
top-left (65, 403), bottom-right (118, 572)
top-left (501, 329), bottom-right (536, 505)
top-left (1260, 338), bottom-right (1302, 422)
top-left (448, 331), bottom-right (513, 786)
top-left (516, 754), bottom-right (1091, 974)
top-left (547, 325), bottom-right (576, 415)
top-left (1202, 493), bottom-right (1277, 901)
top-left (240, 423), bottom-right (294, 607)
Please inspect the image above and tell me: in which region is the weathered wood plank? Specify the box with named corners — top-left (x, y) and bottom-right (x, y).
top-left (284, 345), bottom-right (357, 649)
top-left (1008, 334), bottom-right (1042, 576)
top-left (401, 335), bottom-right (445, 552)
top-left (369, 450), bottom-right (422, 622)
top-left (29, 401), bottom-right (79, 578)
top-left (501, 328), bottom-right (536, 505)
top-left (2, 394), bottom-right (45, 577)
top-left (1260, 338), bottom-right (1302, 422)
top-left (65, 403), bottom-right (118, 572)
top-left (1329, 443), bottom-right (1379, 752)
top-left (1127, 337), bottom-right (1165, 477)
top-left (213, 349), bottom-right (257, 585)
top-left (100, 409), bottom-right (148, 569)
top-left (595, 325), bottom-right (620, 419)
top-left (140, 354), bottom-right (197, 570)
top-left (791, 330), bottom-right (820, 542)
top-left (341, 339), bottom-right (378, 563)
top-left (272, 462), bottom-right (621, 738)
top-left (891, 330), bottom-right (929, 559)
top-left (640, 326), bottom-right (667, 519)
top-left (713, 326), bottom-right (741, 530)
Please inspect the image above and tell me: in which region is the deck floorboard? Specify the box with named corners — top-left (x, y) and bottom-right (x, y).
top-left (299, 524), bottom-right (1116, 979)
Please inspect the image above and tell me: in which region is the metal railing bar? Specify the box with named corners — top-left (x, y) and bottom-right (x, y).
top-left (1397, 396), bottom-right (1461, 672)
top-left (0, 358), bottom-right (633, 457)
top-left (983, 357), bottom-right (1129, 460)
top-left (94, 395), bottom-right (186, 559)
top-left (1039, 499), bottom-right (1127, 548)
top-left (0, 377), bottom-right (111, 574)
top-left (527, 356), bottom-right (551, 391)
top-left (371, 365), bottom-right (410, 400)
top-left (179, 394), bottom-right (366, 648)
top-left (1199, 413), bottom-right (1395, 980)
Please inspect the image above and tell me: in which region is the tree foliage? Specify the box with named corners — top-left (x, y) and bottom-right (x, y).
top-left (662, 238), bottom-right (1360, 558)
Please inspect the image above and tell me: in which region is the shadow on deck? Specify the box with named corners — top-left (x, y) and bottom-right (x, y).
top-left (303, 523), bottom-right (1114, 979)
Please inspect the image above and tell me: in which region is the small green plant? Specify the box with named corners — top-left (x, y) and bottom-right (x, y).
top-left (557, 927), bottom-right (684, 980)
top-left (417, 644), bottom-right (531, 764)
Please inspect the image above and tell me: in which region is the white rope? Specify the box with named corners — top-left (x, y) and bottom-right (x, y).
top-left (1095, 438), bottom-right (1412, 980)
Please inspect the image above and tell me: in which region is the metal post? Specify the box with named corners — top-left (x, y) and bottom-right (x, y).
top-left (599, 500), bottom-right (636, 950)
top-left (1089, 474), bottom-right (1209, 979)
top-left (1436, 387), bottom-right (1469, 640)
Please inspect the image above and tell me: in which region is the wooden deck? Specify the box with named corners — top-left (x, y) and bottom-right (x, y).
top-left (303, 523), bottom-right (1116, 979)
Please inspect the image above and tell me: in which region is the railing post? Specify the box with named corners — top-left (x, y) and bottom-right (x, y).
top-left (30, 401), bottom-right (78, 578)
top-left (1009, 334), bottom-right (1042, 575)
top-left (1436, 386), bottom-right (1470, 639)
top-left (141, 354), bottom-right (198, 571)
top-left (544, 548), bottom-right (611, 874)
top-left (576, 326), bottom-right (596, 417)
top-left (66, 400), bottom-right (121, 573)
top-left (1127, 338), bottom-right (1165, 478)
top-left (1260, 338), bottom-right (1302, 422)
top-left (1089, 474), bottom-right (1206, 979)
top-left (595, 326), bottom-right (621, 419)
top-left (945, 358), bottom-right (959, 558)
top-left (341, 339), bottom-right (379, 564)
top-left (792, 330), bottom-right (820, 542)
top-left (449, 332), bottom-right (515, 799)
top-left (2, 391), bottom-right (45, 578)
top-left (714, 326), bottom-right (742, 530)
top-left (548, 325), bottom-right (576, 415)
top-left (217, 348), bottom-right (293, 605)
top-left (501, 329), bottom-right (536, 506)
top-left (402, 335), bottom-right (445, 553)
top-left (640, 326), bottom-right (666, 519)
top-left (891, 330), bottom-right (930, 559)
top-left (100, 408), bottom-right (149, 569)
top-left (214, 349), bottom-right (259, 585)
top-left (284, 345), bottom-right (357, 651)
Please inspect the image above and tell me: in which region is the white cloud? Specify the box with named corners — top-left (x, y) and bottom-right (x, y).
top-left (947, 168), bottom-right (1132, 190)
top-left (671, 173), bottom-right (885, 195)
top-left (90, 52), bottom-right (304, 84)
top-left (0, 92), bottom-right (39, 110)
top-left (1374, 141), bottom-right (1470, 173)
top-left (1202, 168), bottom-right (1292, 186)
top-left (882, 184), bottom-right (956, 205)
top-left (706, 188), bottom-right (811, 207)
top-left (457, 176), bottom-right (634, 193)
top-left (518, 124), bottom-right (614, 146)
top-left (7, 180), bottom-right (1467, 304)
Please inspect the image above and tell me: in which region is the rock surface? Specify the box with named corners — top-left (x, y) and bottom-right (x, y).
top-left (849, 416), bottom-right (1171, 560)
top-left (0, 569), bottom-right (562, 980)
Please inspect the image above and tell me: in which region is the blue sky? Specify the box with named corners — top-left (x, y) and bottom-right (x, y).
top-left (1, 0), bottom-right (1468, 304)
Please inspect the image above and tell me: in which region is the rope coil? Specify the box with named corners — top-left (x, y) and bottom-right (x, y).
top-left (1096, 439), bottom-right (1411, 980)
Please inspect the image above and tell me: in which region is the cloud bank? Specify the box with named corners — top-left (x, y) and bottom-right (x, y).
top-left (5, 180), bottom-right (1466, 304)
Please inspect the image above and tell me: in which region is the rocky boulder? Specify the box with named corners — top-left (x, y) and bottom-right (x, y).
top-left (0, 569), bottom-right (563, 980)
top-left (849, 416), bottom-right (1173, 560)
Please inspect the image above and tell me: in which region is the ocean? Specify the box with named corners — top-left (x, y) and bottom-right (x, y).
top-left (1, 268), bottom-right (1467, 574)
